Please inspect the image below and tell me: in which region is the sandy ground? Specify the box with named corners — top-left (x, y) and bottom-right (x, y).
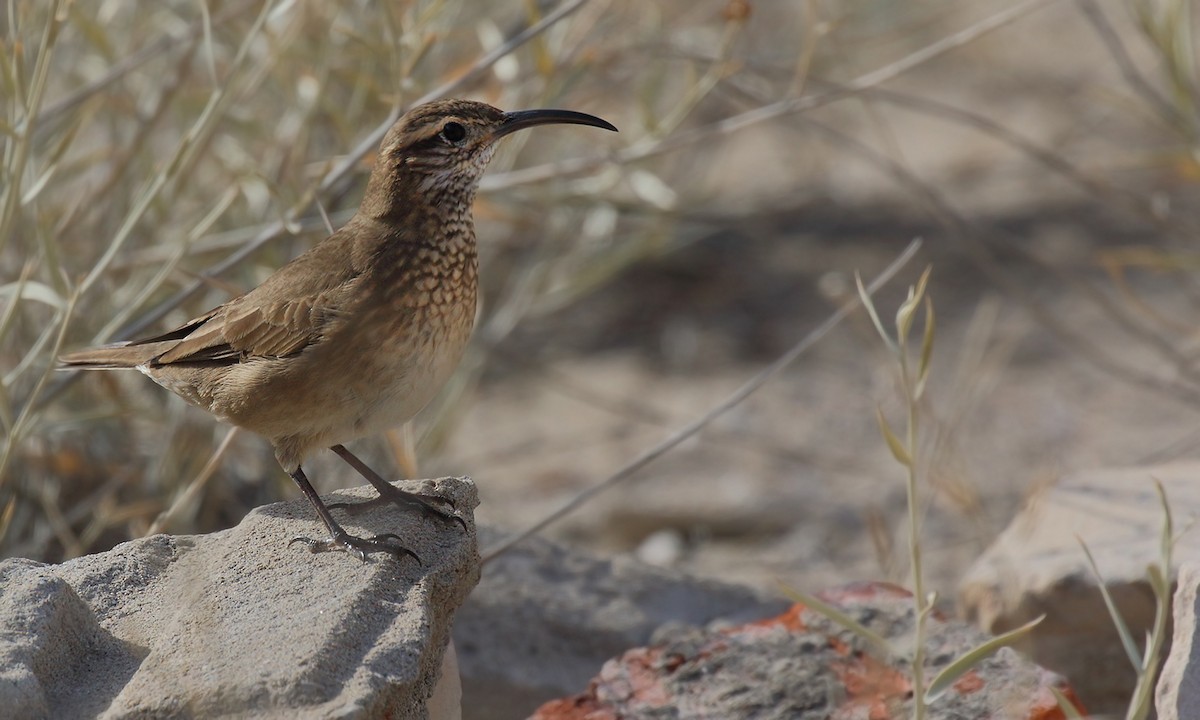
top-left (426, 1), bottom-right (1200, 599)
top-left (433, 213), bottom-right (1199, 598)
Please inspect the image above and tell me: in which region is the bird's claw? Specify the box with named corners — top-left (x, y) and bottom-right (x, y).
top-left (289, 530), bottom-right (422, 565)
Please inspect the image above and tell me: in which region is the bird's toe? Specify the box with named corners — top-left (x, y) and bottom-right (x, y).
top-left (288, 530), bottom-right (419, 564)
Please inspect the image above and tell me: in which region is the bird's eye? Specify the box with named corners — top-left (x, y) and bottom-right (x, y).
top-left (439, 121), bottom-right (467, 145)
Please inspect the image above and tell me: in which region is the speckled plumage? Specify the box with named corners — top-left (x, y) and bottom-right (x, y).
top-left (62, 99), bottom-right (617, 560)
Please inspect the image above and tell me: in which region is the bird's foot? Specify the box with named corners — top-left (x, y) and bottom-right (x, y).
top-left (289, 530), bottom-right (422, 564)
top-left (329, 487), bottom-right (467, 532)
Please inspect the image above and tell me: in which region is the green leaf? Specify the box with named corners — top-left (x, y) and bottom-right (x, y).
top-left (1153, 478), bottom-right (1173, 566)
top-left (915, 297), bottom-right (935, 399)
top-left (913, 265), bottom-right (932, 300)
top-left (1147, 562), bottom-right (1169, 597)
top-left (876, 407), bottom-right (912, 467)
top-left (896, 287), bottom-right (917, 346)
top-left (924, 614), bottom-right (1044, 703)
top-left (0, 280), bottom-right (65, 309)
top-left (1050, 687), bottom-right (1085, 719)
top-left (1119, 479), bottom-right (1177, 720)
top-left (855, 271), bottom-right (895, 353)
top-left (895, 266), bottom-right (931, 346)
top-left (1078, 535), bottom-right (1142, 671)
top-left (21, 162), bottom-right (57, 205)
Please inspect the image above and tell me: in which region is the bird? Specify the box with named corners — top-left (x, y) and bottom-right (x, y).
top-left (60, 99), bottom-right (618, 562)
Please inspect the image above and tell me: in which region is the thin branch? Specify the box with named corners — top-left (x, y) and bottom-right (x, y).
top-left (720, 69), bottom-right (1200, 388)
top-left (147, 426), bottom-right (239, 536)
top-left (1074, 0), bottom-right (1183, 133)
top-left (483, 0), bottom-right (1065, 191)
top-left (798, 116), bottom-right (1200, 406)
top-left (819, 81), bottom-right (1181, 233)
top-left (33, 0), bottom-right (260, 132)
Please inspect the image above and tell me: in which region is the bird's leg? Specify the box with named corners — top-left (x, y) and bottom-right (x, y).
top-left (326, 444), bottom-right (467, 531)
top-left (286, 465), bottom-right (421, 564)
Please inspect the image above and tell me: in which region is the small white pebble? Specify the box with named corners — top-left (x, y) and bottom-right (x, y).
top-left (636, 529), bottom-right (685, 567)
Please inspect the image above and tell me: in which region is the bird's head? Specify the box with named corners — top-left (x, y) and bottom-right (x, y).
top-left (360, 99), bottom-right (616, 219)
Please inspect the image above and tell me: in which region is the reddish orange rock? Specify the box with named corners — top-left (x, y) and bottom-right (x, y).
top-left (531, 581), bottom-right (1087, 720)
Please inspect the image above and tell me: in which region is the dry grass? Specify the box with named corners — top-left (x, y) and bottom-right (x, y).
top-left (0, 0), bottom-right (809, 560)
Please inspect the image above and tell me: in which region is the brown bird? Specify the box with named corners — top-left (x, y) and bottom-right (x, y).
top-left (61, 99), bottom-right (617, 562)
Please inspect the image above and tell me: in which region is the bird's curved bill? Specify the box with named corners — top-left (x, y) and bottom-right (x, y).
top-left (495, 109), bottom-right (618, 139)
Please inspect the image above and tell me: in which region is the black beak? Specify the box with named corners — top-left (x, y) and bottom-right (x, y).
top-left (494, 108), bottom-right (618, 140)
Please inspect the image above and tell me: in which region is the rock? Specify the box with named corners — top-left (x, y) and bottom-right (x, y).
top-left (1157, 563), bottom-right (1200, 719)
top-left (454, 529), bottom-right (789, 720)
top-left (959, 462), bottom-right (1200, 715)
top-left (530, 582), bottom-right (1086, 720)
top-left (0, 477), bottom-right (479, 720)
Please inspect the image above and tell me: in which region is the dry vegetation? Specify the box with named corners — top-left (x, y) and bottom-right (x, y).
top-left (1, 0), bottom-right (727, 557)
top-left (3, 0), bottom-right (1200, 711)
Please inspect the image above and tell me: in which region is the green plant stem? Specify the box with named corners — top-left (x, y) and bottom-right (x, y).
top-left (906, 392), bottom-right (927, 720)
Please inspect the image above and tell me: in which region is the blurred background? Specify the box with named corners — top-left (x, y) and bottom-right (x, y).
top-left (2, 0), bottom-right (1199, 607)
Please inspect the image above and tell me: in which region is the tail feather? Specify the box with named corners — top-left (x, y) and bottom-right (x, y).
top-left (59, 342), bottom-right (171, 370)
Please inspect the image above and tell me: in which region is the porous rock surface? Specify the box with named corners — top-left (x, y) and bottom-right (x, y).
top-left (532, 582), bottom-right (1086, 720)
top-left (454, 528), bottom-right (789, 720)
top-left (0, 477), bottom-right (479, 720)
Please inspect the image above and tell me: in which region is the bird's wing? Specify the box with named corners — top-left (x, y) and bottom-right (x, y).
top-left (148, 235), bottom-right (366, 366)
top-left (151, 294), bottom-right (344, 365)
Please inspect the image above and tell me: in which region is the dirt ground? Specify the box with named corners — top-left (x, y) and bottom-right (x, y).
top-left (434, 208), bottom-right (1198, 599)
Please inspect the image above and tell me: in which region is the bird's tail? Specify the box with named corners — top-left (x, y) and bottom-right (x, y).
top-left (59, 342), bottom-right (164, 370)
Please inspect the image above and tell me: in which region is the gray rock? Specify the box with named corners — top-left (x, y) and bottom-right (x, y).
top-left (959, 462), bottom-right (1200, 715)
top-left (0, 477), bottom-right (479, 720)
top-left (1157, 563), bottom-right (1200, 719)
top-left (529, 583), bottom-right (1085, 719)
top-left (454, 528), bottom-right (789, 720)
